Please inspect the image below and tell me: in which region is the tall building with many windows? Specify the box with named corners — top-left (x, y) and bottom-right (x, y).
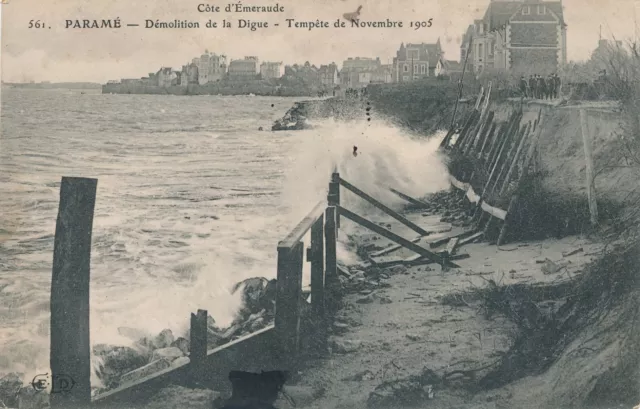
top-left (460, 0), bottom-right (567, 75)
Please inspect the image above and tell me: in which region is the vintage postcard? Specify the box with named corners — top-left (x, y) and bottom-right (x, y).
top-left (1, 0), bottom-right (640, 408)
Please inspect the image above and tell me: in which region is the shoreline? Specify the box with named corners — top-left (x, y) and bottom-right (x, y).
top-left (277, 188), bottom-right (628, 409)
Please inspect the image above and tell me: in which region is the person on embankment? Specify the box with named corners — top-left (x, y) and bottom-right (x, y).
top-left (528, 75), bottom-right (536, 98)
top-left (519, 76), bottom-right (528, 98)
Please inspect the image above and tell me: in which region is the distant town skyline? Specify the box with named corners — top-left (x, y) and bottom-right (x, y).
top-left (2, 0), bottom-right (640, 83)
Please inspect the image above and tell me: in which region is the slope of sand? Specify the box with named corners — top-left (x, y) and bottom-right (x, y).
top-left (274, 202), bottom-right (615, 409)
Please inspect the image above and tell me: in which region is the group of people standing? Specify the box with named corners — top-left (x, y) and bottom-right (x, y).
top-left (519, 74), bottom-right (561, 99)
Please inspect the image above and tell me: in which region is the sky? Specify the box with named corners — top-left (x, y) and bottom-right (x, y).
top-left (2, 0), bottom-right (640, 83)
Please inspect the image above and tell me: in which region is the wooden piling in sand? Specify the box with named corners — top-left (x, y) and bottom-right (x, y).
top-left (328, 173), bottom-right (340, 228)
top-left (324, 206), bottom-right (338, 316)
top-left (580, 109), bottom-right (598, 226)
top-left (189, 309), bottom-right (208, 386)
top-left (499, 121), bottom-right (532, 195)
top-left (50, 177), bottom-right (97, 409)
top-left (275, 241), bottom-right (303, 366)
top-left (309, 215), bottom-right (327, 353)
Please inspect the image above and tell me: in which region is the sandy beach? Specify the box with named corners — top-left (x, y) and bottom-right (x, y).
top-left (269, 189), bottom-right (629, 409)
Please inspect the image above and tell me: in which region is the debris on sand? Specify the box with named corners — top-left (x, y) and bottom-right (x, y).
top-left (367, 369), bottom-right (440, 408)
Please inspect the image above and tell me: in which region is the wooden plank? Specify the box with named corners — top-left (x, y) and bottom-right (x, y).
top-left (50, 177), bottom-right (97, 409)
top-left (337, 265), bottom-right (352, 279)
top-left (499, 121), bottom-right (532, 195)
top-left (465, 186), bottom-right (480, 204)
top-left (490, 121), bottom-right (527, 195)
top-left (469, 111), bottom-right (495, 155)
top-left (337, 205), bottom-right (459, 268)
top-left (452, 110), bottom-right (480, 151)
top-left (324, 207), bottom-right (338, 313)
top-left (339, 177), bottom-right (429, 236)
top-left (422, 223), bottom-right (453, 233)
top-left (425, 229), bottom-right (475, 248)
top-left (278, 201), bottom-right (325, 249)
top-left (190, 309), bottom-right (208, 387)
top-left (458, 231), bottom-right (484, 245)
top-left (580, 109), bottom-right (598, 225)
top-left (446, 238), bottom-right (460, 256)
top-left (442, 32), bottom-right (473, 148)
top-left (328, 172), bottom-right (340, 228)
top-left (388, 187), bottom-right (429, 208)
top-left (449, 174), bottom-right (470, 191)
top-left (309, 215), bottom-right (326, 353)
top-left (370, 255), bottom-right (407, 267)
top-left (466, 82), bottom-right (492, 154)
top-left (497, 111), bottom-right (546, 246)
top-left (275, 241), bottom-right (303, 363)
top-left (369, 236), bottom-right (422, 257)
top-left (480, 201), bottom-right (507, 220)
top-left (478, 121), bottom-right (497, 158)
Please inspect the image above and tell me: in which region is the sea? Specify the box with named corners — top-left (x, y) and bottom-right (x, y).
top-left (0, 87), bottom-right (450, 385)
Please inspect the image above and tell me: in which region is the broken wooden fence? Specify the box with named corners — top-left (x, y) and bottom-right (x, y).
top-left (53, 170), bottom-right (464, 408)
top-left (441, 91), bottom-right (546, 245)
top-left (51, 179), bottom-right (334, 408)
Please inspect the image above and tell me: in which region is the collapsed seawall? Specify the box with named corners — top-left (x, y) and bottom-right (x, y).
top-left (448, 98), bottom-right (636, 241)
top-left (289, 83), bottom-right (636, 241)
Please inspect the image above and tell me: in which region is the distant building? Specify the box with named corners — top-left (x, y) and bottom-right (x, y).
top-left (372, 64), bottom-right (394, 83)
top-left (228, 56), bottom-right (260, 80)
top-left (260, 62), bottom-right (284, 79)
top-left (283, 62), bottom-right (321, 86)
top-left (461, 0), bottom-right (567, 75)
top-left (180, 63), bottom-right (199, 86)
top-left (172, 71), bottom-right (182, 86)
top-left (340, 57), bottom-right (386, 88)
top-left (393, 40), bottom-right (444, 83)
top-left (156, 67), bottom-right (176, 87)
top-left (436, 59), bottom-right (464, 77)
top-left (196, 51), bottom-right (227, 84)
top-left (318, 63), bottom-right (339, 87)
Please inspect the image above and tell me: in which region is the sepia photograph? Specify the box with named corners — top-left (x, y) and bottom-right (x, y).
top-left (1, 0), bottom-right (640, 408)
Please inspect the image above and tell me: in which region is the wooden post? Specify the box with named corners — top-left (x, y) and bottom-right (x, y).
top-left (478, 121), bottom-right (497, 159)
top-left (442, 33), bottom-right (473, 148)
top-left (328, 173), bottom-right (340, 228)
top-left (490, 123), bottom-right (527, 195)
top-left (309, 215), bottom-right (327, 353)
top-left (452, 110), bottom-right (479, 151)
top-left (497, 112), bottom-right (547, 245)
top-left (190, 309), bottom-right (208, 387)
top-left (499, 121), bottom-right (532, 195)
top-left (484, 121), bottom-right (506, 166)
top-left (337, 205), bottom-right (459, 268)
top-left (50, 177), bottom-right (97, 409)
top-left (324, 207), bottom-right (338, 316)
top-left (275, 241), bottom-right (304, 368)
top-left (580, 109), bottom-right (598, 225)
top-left (468, 111), bottom-right (495, 155)
top-left (339, 177), bottom-right (429, 236)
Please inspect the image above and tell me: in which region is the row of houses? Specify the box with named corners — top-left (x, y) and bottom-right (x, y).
top-left (109, 40), bottom-right (467, 89)
top-left (459, 0), bottom-right (568, 75)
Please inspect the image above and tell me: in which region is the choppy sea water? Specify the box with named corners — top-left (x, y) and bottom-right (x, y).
top-left (0, 88), bottom-right (449, 384)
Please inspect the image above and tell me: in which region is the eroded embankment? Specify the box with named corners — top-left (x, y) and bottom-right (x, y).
top-left (448, 99), bottom-right (640, 241)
